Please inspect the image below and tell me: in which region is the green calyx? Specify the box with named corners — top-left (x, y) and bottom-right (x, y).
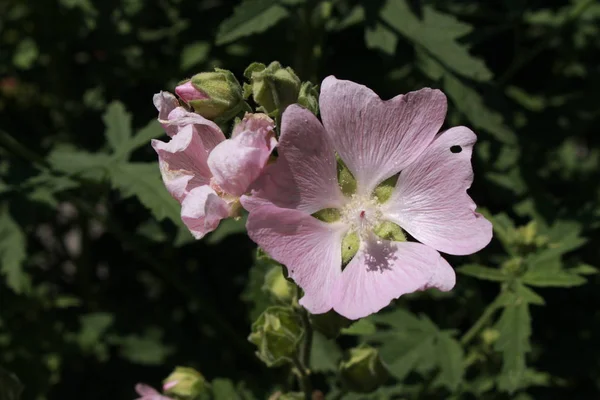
top-left (342, 231), bottom-right (360, 267)
top-left (340, 345), bottom-right (389, 393)
top-left (337, 157), bottom-right (357, 196)
top-left (312, 208), bottom-right (341, 223)
top-left (188, 68), bottom-right (246, 122)
top-left (243, 61), bottom-right (301, 115)
top-left (373, 174), bottom-right (399, 204)
top-left (163, 366), bottom-right (209, 399)
top-left (248, 306), bottom-right (303, 367)
top-left (373, 221), bottom-right (406, 242)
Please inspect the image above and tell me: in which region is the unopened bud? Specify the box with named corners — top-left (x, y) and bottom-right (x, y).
top-left (340, 345), bottom-right (389, 393)
top-left (248, 306), bottom-right (303, 367)
top-left (162, 366), bottom-right (208, 399)
top-left (263, 266), bottom-right (294, 304)
top-left (176, 68), bottom-right (245, 122)
top-left (244, 62), bottom-right (301, 115)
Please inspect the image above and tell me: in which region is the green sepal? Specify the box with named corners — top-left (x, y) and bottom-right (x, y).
top-left (337, 157), bottom-right (357, 196)
top-left (342, 231), bottom-right (360, 266)
top-left (373, 174), bottom-right (399, 203)
top-left (263, 265), bottom-right (294, 304)
top-left (312, 208), bottom-right (341, 223)
top-left (373, 221), bottom-right (406, 242)
top-left (297, 81), bottom-right (319, 115)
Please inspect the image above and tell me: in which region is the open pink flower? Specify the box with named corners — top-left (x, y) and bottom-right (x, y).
top-left (134, 383), bottom-right (173, 400)
top-left (152, 94), bottom-right (276, 239)
top-left (242, 76), bottom-right (492, 320)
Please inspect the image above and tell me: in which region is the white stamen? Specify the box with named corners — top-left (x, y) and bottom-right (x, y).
top-left (341, 194), bottom-right (382, 238)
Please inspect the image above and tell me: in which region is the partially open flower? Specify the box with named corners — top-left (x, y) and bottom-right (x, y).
top-left (152, 97), bottom-right (276, 239)
top-left (242, 77), bottom-right (492, 319)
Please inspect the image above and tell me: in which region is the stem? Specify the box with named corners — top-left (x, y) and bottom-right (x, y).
top-left (0, 129), bottom-right (50, 169)
top-left (292, 355), bottom-right (312, 400)
top-left (460, 300), bottom-right (500, 346)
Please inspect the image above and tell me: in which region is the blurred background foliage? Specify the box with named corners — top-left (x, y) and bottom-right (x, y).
top-left (0, 0), bottom-right (599, 399)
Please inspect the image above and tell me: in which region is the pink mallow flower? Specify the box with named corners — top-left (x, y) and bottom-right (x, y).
top-left (175, 80), bottom-right (208, 103)
top-left (134, 383), bottom-right (173, 400)
top-left (152, 91), bottom-right (277, 239)
top-left (242, 77), bottom-right (493, 320)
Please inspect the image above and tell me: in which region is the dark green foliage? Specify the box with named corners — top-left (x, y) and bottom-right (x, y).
top-left (0, 0), bottom-right (599, 399)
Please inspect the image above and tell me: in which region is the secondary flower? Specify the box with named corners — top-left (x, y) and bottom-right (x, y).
top-left (134, 383), bottom-right (173, 400)
top-left (242, 77), bottom-right (492, 320)
top-left (152, 92), bottom-right (276, 239)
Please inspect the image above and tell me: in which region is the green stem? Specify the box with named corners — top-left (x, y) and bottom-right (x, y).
top-left (292, 355), bottom-right (312, 400)
top-left (460, 300), bottom-right (500, 346)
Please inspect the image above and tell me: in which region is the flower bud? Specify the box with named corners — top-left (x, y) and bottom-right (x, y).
top-left (244, 62), bottom-right (301, 115)
top-left (297, 81), bottom-right (319, 115)
top-left (162, 366), bottom-right (208, 399)
top-left (177, 68), bottom-right (245, 122)
top-left (263, 266), bottom-right (294, 304)
top-left (340, 345), bottom-right (389, 393)
top-left (248, 306), bottom-right (303, 367)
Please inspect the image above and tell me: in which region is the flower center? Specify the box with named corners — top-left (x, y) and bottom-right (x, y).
top-left (341, 194), bottom-right (382, 238)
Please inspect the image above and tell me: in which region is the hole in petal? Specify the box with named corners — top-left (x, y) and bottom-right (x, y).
top-left (450, 145), bottom-right (462, 153)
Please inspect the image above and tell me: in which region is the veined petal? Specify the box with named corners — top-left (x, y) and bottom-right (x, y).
top-left (151, 126), bottom-right (213, 201)
top-left (246, 105), bottom-right (345, 214)
top-left (245, 203), bottom-right (347, 313)
top-left (165, 108), bottom-right (225, 151)
top-left (181, 186), bottom-right (231, 239)
top-left (383, 126), bottom-right (492, 255)
top-left (208, 114), bottom-right (277, 197)
top-left (135, 383), bottom-right (173, 400)
top-left (153, 91), bottom-right (180, 137)
top-left (320, 76), bottom-right (447, 194)
top-left (332, 239), bottom-right (455, 320)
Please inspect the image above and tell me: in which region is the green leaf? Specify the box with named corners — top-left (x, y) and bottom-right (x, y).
top-left (378, 0), bottom-right (492, 81)
top-left (514, 284), bottom-right (545, 306)
top-left (310, 331), bottom-right (342, 372)
top-left (384, 334), bottom-right (436, 379)
top-left (241, 255), bottom-right (276, 321)
top-left (521, 268), bottom-right (587, 287)
top-left (181, 41), bottom-right (211, 70)
top-left (102, 101), bottom-right (132, 152)
top-left (216, 0), bottom-right (292, 46)
top-left (494, 298), bottom-right (531, 393)
top-left (570, 264), bottom-right (599, 275)
top-left (0, 366), bottom-right (24, 400)
top-left (458, 264), bottom-right (506, 282)
top-left (341, 319), bottom-right (377, 336)
top-left (109, 162), bottom-right (181, 223)
top-left (435, 332), bottom-right (464, 391)
top-left (0, 207), bottom-right (30, 294)
top-left (117, 119), bottom-right (164, 159)
top-left (13, 38), bottom-right (38, 70)
top-left (113, 328), bottom-right (174, 365)
top-left (365, 23), bottom-right (397, 55)
top-left (48, 149), bottom-right (113, 180)
top-left (443, 73), bottom-right (516, 144)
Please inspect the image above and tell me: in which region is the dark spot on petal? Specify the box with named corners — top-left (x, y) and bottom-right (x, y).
top-left (450, 145), bottom-right (462, 153)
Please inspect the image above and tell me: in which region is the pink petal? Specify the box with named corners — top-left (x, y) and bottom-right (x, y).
top-left (383, 126), bottom-right (493, 255)
top-left (319, 76), bottom-right (447, 194)
top-left (135, 383), bottom-right (159, 396)
top-left (231, 112), bottom-right (275, 138)
top-left (181, 186), bottom-right (231, 239)
top-left (153, 91), bottom-right (180, 137)
top-left (245, 204), bottom-right (347, 313)
top-left (165, 108), bottom-right (225, 150)
top-left (175, 81), bottom-right (208, 103)
top-left (151, 126), bottom-right (213, 202)
top-left (332, 239), bottom-right (455, 320)
top-left (208, 115), bottom-right (277, 197)
top-left (244, 105), bottom-right (345, 214)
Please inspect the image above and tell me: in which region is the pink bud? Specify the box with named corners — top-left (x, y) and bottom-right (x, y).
top-left (175, 81), bottom-right (208, 103)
